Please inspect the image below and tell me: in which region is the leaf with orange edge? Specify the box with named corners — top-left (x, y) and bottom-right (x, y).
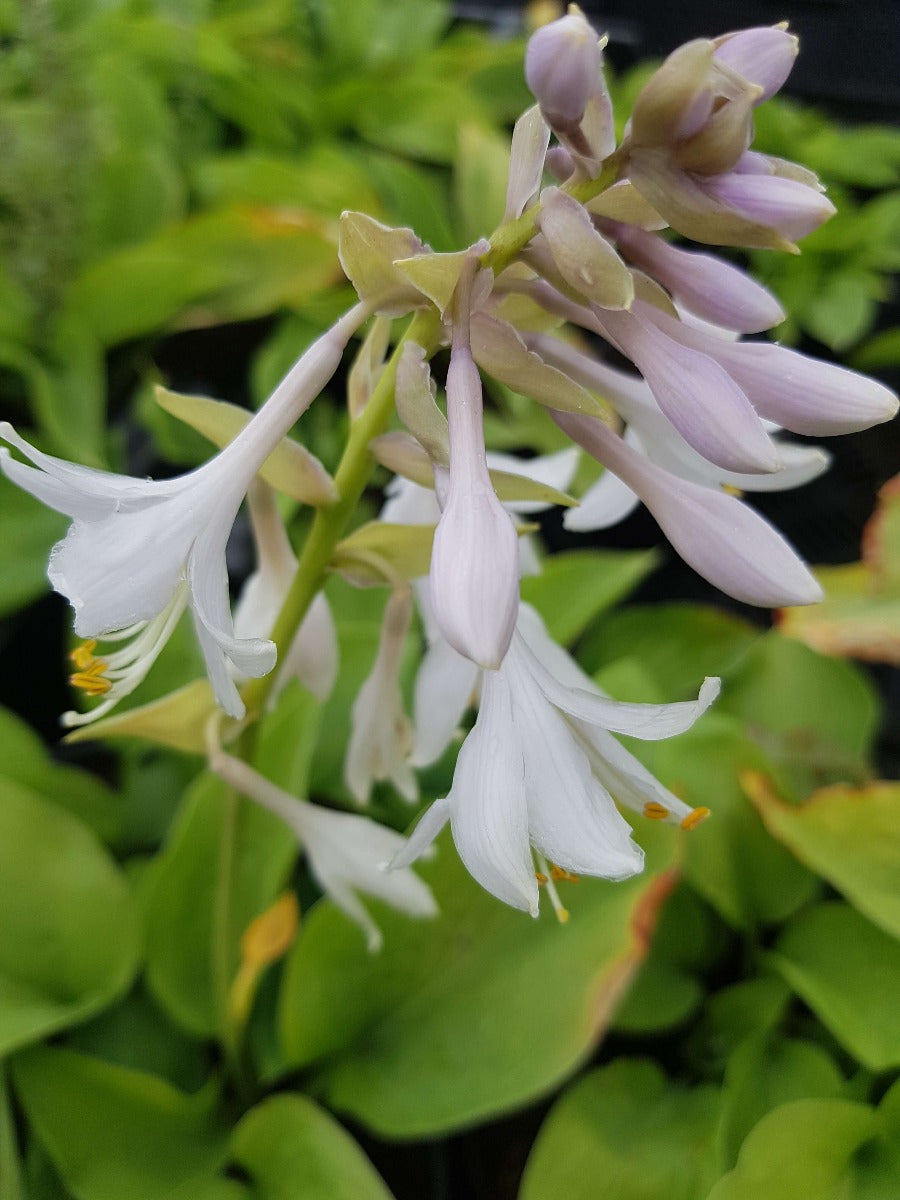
top-left (277, 824), bottom-right (677, 1137)
top-left (778, 474), bottom-right (900, 665)
top-left (743, 772), bottom-right (900, 940)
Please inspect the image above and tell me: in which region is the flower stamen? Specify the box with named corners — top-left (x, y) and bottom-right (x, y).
top-left (643, 801), bottom-right (670, 820)
top-left (680, 806), bottom-right (711, 831)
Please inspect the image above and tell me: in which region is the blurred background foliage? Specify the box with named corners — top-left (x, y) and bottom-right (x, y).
top-left (0, 1), bottom-right (898, 1198)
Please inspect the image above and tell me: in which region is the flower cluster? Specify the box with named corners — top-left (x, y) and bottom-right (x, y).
top-left (2, 9), bottom-right (897, 936)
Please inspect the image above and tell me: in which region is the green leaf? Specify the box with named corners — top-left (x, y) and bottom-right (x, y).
top-left (685, 977), bottom-right (792, 1076)
top-left (851, 326), bottom-right (900, 372)
top-left (706, 1099), bottom-right (876, 1200)
top-left (801, 269), bottom-right (880, 352)
top-left (0, 1064), bottom-right (23, 1200)
top-left (0, 471), bottom-right (66, 617)
top-left (0, 779), bottom-right (140, 1055)
top-left (630, 714), bottom-right (819, 930)
top-left (231, 1094), bottom-right (395, 1200)
top-left (610, 958), bottom-right (703, 1035)
top-left (579, 603), bottom-right (758, 698)
top-left (716, 633), bottom-right (879, 793)
top-left (11, 1047), bottom-right (228, 1200)
top-left (519, 1059), bottom-right (720, 1200)
top-left (717, 1035), bottom-right (844, 1171)
top-left (748, 778), bottom-right (900, 939)
top-left (453, 122), bottom-right (510, 243)
top-left (520, 549), bottom-right (659, 645)
top-left (143, 770), bottom-right (296, 1038)
top-left (278, 824), bottom-right (677, 1137)
top-left (768, 902), bottom-right (900, 1071)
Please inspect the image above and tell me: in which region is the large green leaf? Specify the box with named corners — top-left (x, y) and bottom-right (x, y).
top-left (706, 1099), bottom-right (877, 1200)
top-left (630, 714), bottom-right (819, 930)
top-left (716, 1035), bottom-right (844, 1171)
top-left (519, 1059), bottom-right (720, 1200)
top-left (748, 778), bottom-right (900, 939)
top-left (11, 1047), bottom-right (228, 1200)
top-left (278, 824), bottom-right (677, 1137)
top-left (142, 684), bottom-right (318, 1036)
top-left (520, 549), bottom-right (659, 646)
top-left (579, 603), bottom-right (757, 698)
top-left (0, 1065), bottom-right (23, 1200)
top-left (767, 902), bottom-right (900, 1071)
top-left (231, 1094), bottom-right (394, 1200)
top-left (0, 778), bottom-right (140, 1055)
top-left (716, 633), bottom-right (878, 793)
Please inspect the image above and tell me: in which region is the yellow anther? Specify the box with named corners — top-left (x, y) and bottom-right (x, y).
top-left (535, 871), bottom-right (549, 885)
top-left (556, 905), bottom-right (570, 924)
top-left (643, 801), bottom-right (670, 821)
top-left (240, 892), bottom-right (300, 970)
top-left (550, 865), bottom-right (580, 884)
top-left (722, 484), bottom-right (744, 497)
top-left (69, 640), bottom-right (98, 670)
top-left (680, 806), bottom-right (711, 832)
top-left (70, 656), bottom-right (111, 695)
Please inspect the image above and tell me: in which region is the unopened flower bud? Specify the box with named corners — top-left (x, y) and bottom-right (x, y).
top-left (525, 9), bottom-right (603, 132)
top-left (714, 25), bottom-right (798, 101)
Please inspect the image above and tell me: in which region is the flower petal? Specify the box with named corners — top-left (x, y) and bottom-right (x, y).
top-left (449, 671), bottom-right (537, 914)
top-left (411, 636), bottom-right (479, 767)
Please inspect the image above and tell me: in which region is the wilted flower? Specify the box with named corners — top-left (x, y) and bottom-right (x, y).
top-left (0, 306), bottom-right (366, 722)
top-left (207, 737), bottom-right (436, 952)
top-left (394, 604), bottom-right (718, 918)
top-left (345, 586), bottom-right (418, 806)
top-left (232, 482), bottom-right (338, 704)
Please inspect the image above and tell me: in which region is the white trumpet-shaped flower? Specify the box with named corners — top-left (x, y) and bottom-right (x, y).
top-left (0, 306), bottom-right (366, 723)
top-left (207, 741), bottom-right (437, 953)
top-left (344, 586), bottom-right (418, 806)
top-left (394, 604), bottom-right (718, 918)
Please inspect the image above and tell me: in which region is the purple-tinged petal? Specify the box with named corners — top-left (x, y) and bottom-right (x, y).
top-left (714, 26), bottom-right (798, 100)
top-left (556, 411), bottom-right (823, 607)
top-left (702, 172), bottom-right (835, 243)
top-left (525, 11), bottom-right (604, 130)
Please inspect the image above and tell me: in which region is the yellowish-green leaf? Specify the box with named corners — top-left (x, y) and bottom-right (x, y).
top-left (154, 387), bottom-right (337, 506)
top-left (768, 902), bottom-right (900, 1071)
top-left (337, 212), bottom-right (424, 314)
top-left (331, 522), bottom-right (434, 586)
top-left (745, 774), bottom-right (900, 939)
top-left (65, 680), bottom-right (219, 755)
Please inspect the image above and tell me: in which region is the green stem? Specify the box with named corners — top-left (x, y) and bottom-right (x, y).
top-left (481, 151), bottom-right (625, 275)
top-left (241, 308), bottom-right (440, 719)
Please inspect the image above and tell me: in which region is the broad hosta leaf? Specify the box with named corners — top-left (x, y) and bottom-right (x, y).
top-left (519, 1059), bottom-right (720, 1200)
top-left (685, 977), bottom-right (792, 1076)
top-left (453, 122), bottom-right (509, 243)
top-left (278, 825), bottom-right (677, 1137)
top-left (768, 902), bottom-right (900, 1071)
top-left (231, 1095), bottom-right (394, 1200)
top-left (141, 685), bottom-right (318, 1036)
top-left (745, 776), bottom-right (900, 939)
top-left (610, 958), bottom-right (703, 1035)
top-left (716, 1035), bottom-right (844, 1171)
top-left (0, 779), bottom-right (140, 1056)
top-left (154, 387), bottom-right (338, 506)
top-left (520, 549), bottom-right (659, 645)
top-left (715, 633), bottom-right (878, 794)
top-left (142, 772), bottom-right (296, 1038)
top-left (11, 1047), bottom-right (229, 1200)
top-left (579, 603), bottom-right (757, 698)
top-left (630, 714), bottom-right (819, 930)
top-left (779, 474), bottom-right (900, 666)
top-left (706, 1099), bottom-right (877, 1200)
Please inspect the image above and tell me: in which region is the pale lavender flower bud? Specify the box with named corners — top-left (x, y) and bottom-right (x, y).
top-left (611, 222), bottom-right (785, 332)
top-left (546, 145), bottom-right (576, 180)
top-left (714, 26), bottom-right (798, 101)
top-left (429, 342), bottom-right (520, 669)
top-left (701, 171), bottom-right (836, 243)
top-left (525, 11), bottom-right (604, 132)
top-left (555, 411), bottom-right (822, 607)
top-left (594, 307), bottom-right (780, 473)
top-left (640, 303), bottom-right (899, 435)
